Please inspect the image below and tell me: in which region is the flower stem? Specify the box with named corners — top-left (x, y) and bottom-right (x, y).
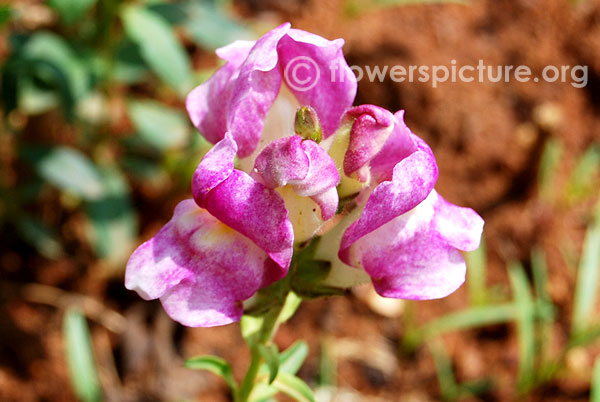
top-left (236, 294), bottom-right (290, 402)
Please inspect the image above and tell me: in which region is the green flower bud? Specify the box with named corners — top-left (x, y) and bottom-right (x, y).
top-left (294, 105), bottom-right (322, 143)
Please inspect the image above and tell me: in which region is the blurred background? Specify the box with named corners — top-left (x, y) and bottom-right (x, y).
top-left (0, 0), bottom-right (599, 401)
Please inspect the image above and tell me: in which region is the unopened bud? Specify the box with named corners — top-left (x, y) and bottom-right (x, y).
top-left (294, 106), bottom-right (322, 143)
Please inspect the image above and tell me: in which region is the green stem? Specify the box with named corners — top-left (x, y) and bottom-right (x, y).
top-left (236, 296), bottom-right (287, 402)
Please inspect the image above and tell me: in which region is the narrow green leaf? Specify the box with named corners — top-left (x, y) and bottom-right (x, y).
top-left (16, 216), bottom-right (64, 259)
top-left (22, 32), bottom-right (89, 100)
top-left (241, 315), bottom-right (264, 347)
top-left (567, 146), bottom-right (600, 203)
top-left (127, 100), bottom-right (190, 150)
top-left (417, 303), bottom-right (517, 343)
top-left (85, 167), bottom-right (138, 264)
top-left (279, 341), bottom-right (309, 375)
top-left (429, 340), bottom-right (459, 401)
top-left (571, 202), bottom-right (600, 334)
top-left (318, 340), bottom-right (336, 386)
top-left (258, 344), bottom-right (280, 384)
top-left (592, 356), bottom-right (600, 402)
top-left (63, 309), bottom-right (102, 402)
top-left (180, 1), bottom-right (252, 49)
top-left (37, 146), bottom-right (104, 200)
top-left (185, 355), bottom-right (236, 390)
top-left (0, 5), bottom-right (13, 27)
top-left (272, 373), bottom-right (315, 402)
top-left (538, 138), bottom-right (563, 201)
top-left (465, 236), bottom-right (487, 306)
top-left (248, 383), bottom-right (278, 402)
top-left (48, 0), bottom-right (97, 25)
top-left (121, 5), bottom-right (193, 96)
top-left (531, 247), bottom-right (555, 366)
top-left (278, 291), bottom-right (302, 324)
top-left (508, 262), bottom-right (536, 392)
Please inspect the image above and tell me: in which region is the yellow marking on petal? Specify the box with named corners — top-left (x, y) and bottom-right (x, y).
top-left (327, 123), bottom-right (368, 198)
top-left (276, 186), bottom-right (323, 243)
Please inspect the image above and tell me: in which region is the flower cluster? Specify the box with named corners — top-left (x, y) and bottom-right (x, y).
top-left (125, 23), bottom-right (484, 327)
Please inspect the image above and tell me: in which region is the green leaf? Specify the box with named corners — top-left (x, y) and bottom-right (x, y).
top-left (272, 373), bottom-right (315, 402)
top-left (258, 344), bottom-right (280, 384)
top-left (248, 383), bottom-right (278, 402)
top-left (241, 315), bottom-right (264, 347)
top-left (317, 340), bottom-right (336, 386)
top-left (538, 138), bottom-right (563, 201)
top-left (48, 0), bottom-right (97, 25)
top-left (0, 5), bottom-right (13, 28)
top-left (110, 41), bottom-right (150, 84)
top-left (22, 32), bottom-right (89, 100)
top-left (127, 100), bottom-right (190, 150)
top-left (567, 145), bottom-right (600, 203)
top-left (36, 146), bottom-right (104, 200)
top-left (429, 340), bottom-right (459, 401)
top-left (465, 236), bottom-right (487, 306)
top-left (571, 202), bottom-right (600, 334)
top-left (278, 291), bottom-right (302, 324)
top-left (185, 355), bottom-right (236, 390)
top-left (16, 216), bottom-right (64, 259)
top-left (508, 262), bottom-right (536, 392)
top-left (410, 304), bottom-right (517, 346)
top-left (592, 355), bottom-right (600, 402)
top-left (121, 5), bottom-right (193, 96)
top-left (279, 341), bottom-right (309, 375)
top-left (180, 1), bottom-right (252, 49)
top-left (63, 309), bottom-right (102, 402)
top-left (85, 167), bottom-right (138, 264)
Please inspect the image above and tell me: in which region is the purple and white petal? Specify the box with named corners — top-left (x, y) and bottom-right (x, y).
top-left (278, 29), bottom-right (357, 138)
top-left (343, 105), bottom-right (396, 179)
top-left (339, 138), bottom-right (438, 263)
top-left (251, 135), bottom-right (309, 188)
top-left (186, 41), bottom-right (255, 145)
top-left (432, 192), bottom-right (485, 252)
top-left (126, 200), bottom-right (278, 326)
top-left (344, 193), bottom-right (468, 300)
top-left (251, 135), bottom-right (340, 220)
top-left (192, 133), bottom-right (294, 274)
top-left (368, 111), bottom-right (419, 183)
top-left (191, 133), bottom-right (237, 207)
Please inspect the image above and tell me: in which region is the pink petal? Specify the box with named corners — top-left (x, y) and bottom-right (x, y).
top-left (251, 135), bottom-right (309, 188)
top-left (339, 137), bottom-right (438, 263)
top-left (192, 134), bottom-right (295, 273)
top-left (126, 200), bottom-right (279, 326)
top-left (277, 29), bottom-right (356, 138)
top-left (432, 192), bottom-right (485, 252)
top-left (251, 135), bottom-right (340, 220)
top-left (369, 111), bottom-right (419, 183)
top-left (187, 23), bottom-right (291, 157)
top-left (343, 192), bottom-right (468, 300)
top-left (343, 105), bottom-right (396, 178)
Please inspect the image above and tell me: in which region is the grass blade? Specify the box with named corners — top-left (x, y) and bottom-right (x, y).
top-left (466, 236), bottom-right (488, 306)
top-left (63, 308), bottom-right (102, 402)
top-left (508, 262), bottom-right (536, 392)
top-left (591, 355), bottom-right (600, 402)
top-left (429, 340), bottom-right (459, 401)
top-left (571, 202), bottom-right (600, 335)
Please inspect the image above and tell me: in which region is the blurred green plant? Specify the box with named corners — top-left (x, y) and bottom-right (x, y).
top-left (0, 0), bottom-right (250, 269)
top-left (63, 308), bottom-right (102, 402)
top-left (402, 139), bottom-right (600, 400)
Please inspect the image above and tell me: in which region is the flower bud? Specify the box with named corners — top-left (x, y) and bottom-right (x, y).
top-left (295, 106), bottom-right (322, 143)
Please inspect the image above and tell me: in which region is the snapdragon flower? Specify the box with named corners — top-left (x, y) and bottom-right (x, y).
top-left (125, 24), bottom-right (483, 327)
